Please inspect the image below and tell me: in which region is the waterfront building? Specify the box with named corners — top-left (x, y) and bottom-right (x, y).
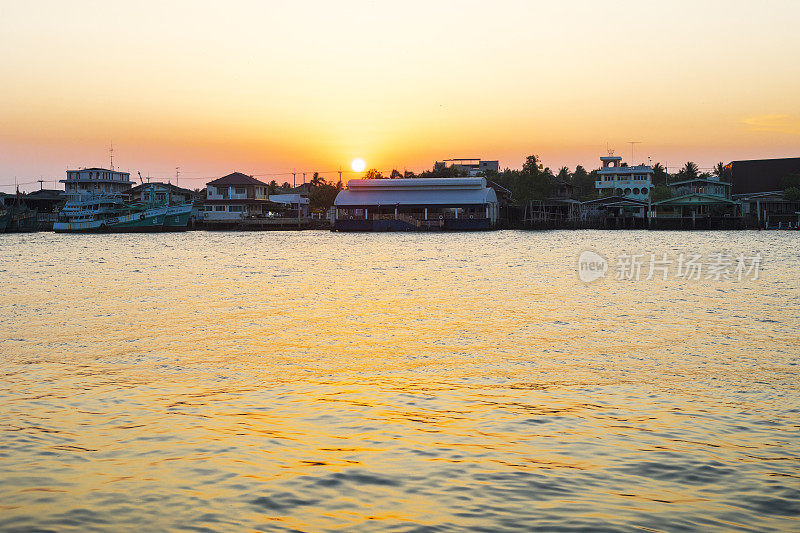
top-left (436, 158), bottom-right (500, 176)
top-left (722, 157), bottom-right (800, 195)
top-left (333, 177), bottom-right (498, 231)
top-left (595, 156), bottom-right (653, 201)
top-left (652, 176), bottom-right (738, 219)
top-left (522, 175), bottom-right (581, 225)
top-left (61, 168), bottom-right (133, 200)
top-left (268, 194), bottom-right (310, 218)
top-left (127, 182), bottom-right (197, 205)
top-left (581, 196), bottom-right (650, 228)
top-left (203, 172), bottom-right (276, 222)
top-left (736, 191), bottom-right (800, 229)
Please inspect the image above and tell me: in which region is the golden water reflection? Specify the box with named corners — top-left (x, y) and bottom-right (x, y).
top-left (0, 230), bottom-right (798, 531)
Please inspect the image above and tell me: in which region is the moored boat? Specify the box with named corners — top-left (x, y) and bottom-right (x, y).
top-left (54, 196), bottom-right (167, 233)
top-left (163, 202), bottom-right (194, 231)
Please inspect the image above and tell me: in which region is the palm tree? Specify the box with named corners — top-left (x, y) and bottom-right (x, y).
top-left (678, 161), bottom-right (699, 180)
top-left (652, 162), bottom-right (667, 186)
top-left (713, 162), bottom-right (725, 178)
top-left (309, 172), bottom-right (325, 188)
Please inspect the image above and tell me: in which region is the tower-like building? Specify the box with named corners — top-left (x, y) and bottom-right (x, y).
top-left (595, 156), bottom-right (653, 200)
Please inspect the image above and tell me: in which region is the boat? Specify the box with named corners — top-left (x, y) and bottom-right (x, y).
top-left (1, 204), bottom-right (38, 233)
top-left (53, 193), bottom-right (167, 233)
top-left (163, 202), bottom-right (194, 231)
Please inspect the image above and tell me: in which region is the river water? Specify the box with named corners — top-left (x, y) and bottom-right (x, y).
top-left (0, 230), bottom-right (798, 532)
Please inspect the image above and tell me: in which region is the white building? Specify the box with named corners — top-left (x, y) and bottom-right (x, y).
top-left (595, 156), bottom-right (653, 201)
top-left (60, 168), bottom-right (133, 200)
top-left (204, 172), bottom-right (274, 221)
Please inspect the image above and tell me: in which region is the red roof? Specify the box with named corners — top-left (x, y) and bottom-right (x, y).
top-left (207, 172), bottom-right (269, 187)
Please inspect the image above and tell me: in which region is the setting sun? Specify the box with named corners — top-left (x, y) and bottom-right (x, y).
top-left (351, 158), bottom-right (366, 173)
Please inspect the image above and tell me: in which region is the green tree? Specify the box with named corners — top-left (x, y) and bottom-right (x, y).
top-left (713, 162), bottom-right (725, 178)
top-left (556, 166), bottom-right (571, 182)
top-left (309, 183), bottom-right (340, 210)
top-left (650, 184), bottom-right (673, 202)
top-left (651, 163), bottom-right (667, 186)
top-left (784, 186), bottom-right (800, 202)
top-left (781, 173), bottom-right (800, 189)
top-left (420, 162), bottom-right (466, 178)
top-left (269, 180), bottom-right (278, 195)
top-left (677, 161), bottom-right (699, 180)
top-left (390, 169), bottom-right (402, 179)
top-left (516, 155), bottom-right (552, 202)
top-left (309, 172), bottom-right (325, 187)
top-left (571, 165), bottom-right (595, 200)
top-left (364, 169), bottom-right (384, 179)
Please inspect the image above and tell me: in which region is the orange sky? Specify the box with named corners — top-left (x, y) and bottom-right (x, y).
top-left (1, 1), bottom-right (799, 191)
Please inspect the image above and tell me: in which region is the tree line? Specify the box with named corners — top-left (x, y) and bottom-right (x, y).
top-left (294, 158), bottom-right (800, 210)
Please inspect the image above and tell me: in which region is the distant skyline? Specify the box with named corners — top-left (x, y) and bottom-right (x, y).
top-left (1, 0), bottom-right (799, 191)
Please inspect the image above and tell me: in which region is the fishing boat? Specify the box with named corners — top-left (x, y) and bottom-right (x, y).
top-left (163, 202), bottom-right (194, 231)
top-left (54, 193), bottom-right (167, 233)
top-left (8, 206), bottom-right (38, 232)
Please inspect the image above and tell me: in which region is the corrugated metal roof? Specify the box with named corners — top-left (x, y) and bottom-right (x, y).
top-left (335, 178), bottom-right (497, 207)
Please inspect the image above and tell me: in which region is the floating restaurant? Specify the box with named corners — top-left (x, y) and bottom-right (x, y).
top-left (333, 177), bottom-right (499, 231)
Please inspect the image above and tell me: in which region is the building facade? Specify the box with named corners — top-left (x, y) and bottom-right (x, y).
top-left (595, 156), bottom-right (653, 201)
top-left (203, 172), bottom-right (276, 222)
top-left (60, 168), bottom-right (133, 200)
top-left (128, 182), bottom-right (197, 205)
top-left (736, 191), bottom-right (800, 229)
top-left (652, 176), bottom-right (738, 218)
top-left (268, 194), bottom-right (310, 218)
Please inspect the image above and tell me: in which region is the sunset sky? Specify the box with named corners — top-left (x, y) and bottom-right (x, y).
top-left (1, 0), bottom-right (799, 190)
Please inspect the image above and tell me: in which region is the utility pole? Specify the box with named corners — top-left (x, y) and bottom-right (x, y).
top-left (302, 172), bottom-right (306, 185)
top-left (292, 171), bottom-right (296, 188)
top-left (37, 179), bottom-right (45, 190)
top-left (109, 142), bottom-right (114, 170)
top-left (175, 167), bottom-right (180, 188)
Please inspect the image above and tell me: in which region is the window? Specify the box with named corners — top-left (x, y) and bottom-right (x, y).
top-left (205, 206), bottom-right (214, 211)
top-left (235, 187), bottom-right (246, 195)
top-left (229, 205), bottom-right (244, 212)
top-left (215, 206), bottom-right (225, 212)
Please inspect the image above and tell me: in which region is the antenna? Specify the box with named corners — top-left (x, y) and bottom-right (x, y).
top-left (627, 141), bottom-right (642, 164)
top-left (175, 167), bottom-right (180, 187)
top-left (109, 142), bottom-right (114, 170)
top-left (606, 143), bottom-right (614, 157)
